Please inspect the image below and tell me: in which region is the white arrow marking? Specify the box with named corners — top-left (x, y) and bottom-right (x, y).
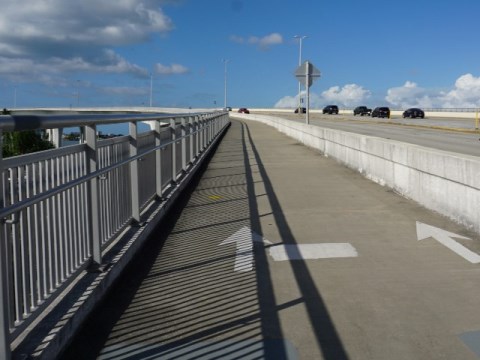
top-left (221, 227), bottom-right (358, 271)
top-left (220, 226), bottom-right (271, 272)
top-left (268, 243), bottom-right (358, 261)
top-left (416, 221), bottom-right (480, 263)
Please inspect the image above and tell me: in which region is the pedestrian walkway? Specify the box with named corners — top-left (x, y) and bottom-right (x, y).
top-left (61, 118), bottom-right (480, 360)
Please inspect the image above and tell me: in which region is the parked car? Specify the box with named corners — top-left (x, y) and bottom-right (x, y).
top-left (238, 108), bottom-right (250, 114)
top-left (403, 108), bottom-right (424, 118)
top-left (323, 105), bottom-right (339, 114)
top-left (294, 107), bottom-right (306, 113)
top-left (353, 106), bottom-right (372, 116)
top-left (371, 107), bottom-right (390, 118)
top-left (225, 106), bottom-right (232, 111)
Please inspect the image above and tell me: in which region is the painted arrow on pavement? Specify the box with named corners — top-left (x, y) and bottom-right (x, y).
top-left (221, 226), bottom-right (358, 272)
top-left (416, 221), bottom-right (480, 264)
top-left (220, 226), bottom-right (272, 272)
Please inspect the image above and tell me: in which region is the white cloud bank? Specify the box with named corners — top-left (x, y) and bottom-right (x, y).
top-left (386, 74), bottom-right (480, 108)
top-left (275, 84), bottom-right (371, 108)
top-left (0, 0), bottom-right (178, 82)
top-left (275, 74), bottom-right (480, 109)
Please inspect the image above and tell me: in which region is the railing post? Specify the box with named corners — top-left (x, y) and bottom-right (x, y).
top-left (181, 117), bottom-right (187, 172)
top-left (189, 116), bottom-right (194, 163)
top-left (85, 125), bottom-right (102, 268)
top-left (201, 115), bottom-right (206, 150)
top-left (193, 116), bottom-right (199, 158)
top-left (208, 115), bottom-right (213, 144)
top-left (155, 120), bottom-right (163, 199)
top-left (129, 122), bottom-right (140, 223)
top-left (198, 116), bottom-right (203, 152)
top-left (0, 129), bottom-right (12, 360)
top-left (170, 118), bottom-right (177, 183)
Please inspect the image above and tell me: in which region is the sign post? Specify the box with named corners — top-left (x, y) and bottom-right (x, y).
top-left (295, 61), bottom-right (321, 124)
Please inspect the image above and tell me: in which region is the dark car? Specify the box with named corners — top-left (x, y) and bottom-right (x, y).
top-left (238, 108), bottom-right (250, 114)
top-left (353, 106), bottom-right (372, 116)
top-left (323, 105), bottom-right (339, 114)
top-left (371, 107), bottom-right (390, 118)
top-left (294, 107), bottom-right (306, 113)
top-left (403, 108), bottom-right (424, 119)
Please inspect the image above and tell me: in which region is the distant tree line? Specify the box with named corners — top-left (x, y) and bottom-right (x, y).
top-left (2, 108), bottom-right (55, 158)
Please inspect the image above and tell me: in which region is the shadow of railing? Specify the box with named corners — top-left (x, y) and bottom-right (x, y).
top-left (61, 119), bottom-right (346, 359)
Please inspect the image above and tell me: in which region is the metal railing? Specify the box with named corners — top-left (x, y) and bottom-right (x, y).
top-left (0, 110), bottom-right (230, 358)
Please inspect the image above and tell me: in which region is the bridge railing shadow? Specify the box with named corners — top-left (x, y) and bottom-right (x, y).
top-left (60, 119), bottom-right (347, 359)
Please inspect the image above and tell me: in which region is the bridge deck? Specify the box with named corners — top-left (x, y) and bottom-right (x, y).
top-left (61, 118), bottom-right (480, 359)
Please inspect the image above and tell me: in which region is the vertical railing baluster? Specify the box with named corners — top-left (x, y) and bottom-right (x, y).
top-left (129, 122), bottom-right (140, 224)
top-left (85, 125), bottom-right (102, 268)
top-left (60, 156), bottom-right (67, 280)
top-left (32, 162), bottom-right (41, 305)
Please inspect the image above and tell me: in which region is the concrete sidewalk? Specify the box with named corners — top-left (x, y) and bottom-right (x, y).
top-left (61, 118), bottom-right (480, 360)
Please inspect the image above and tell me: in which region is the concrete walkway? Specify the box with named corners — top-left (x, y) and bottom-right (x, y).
top-left (61, 118), bottom-right (480, 360)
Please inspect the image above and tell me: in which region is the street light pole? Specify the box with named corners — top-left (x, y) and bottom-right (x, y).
top-left (294, 35), bottom-right (307, 110)
top-left (223, 59), bottom-right (230, 109)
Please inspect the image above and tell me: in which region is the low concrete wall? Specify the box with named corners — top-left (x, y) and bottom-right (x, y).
top-left (232, 113), bottom-right (480, 235)
top-left (248, 108), bottom-right (479, 119)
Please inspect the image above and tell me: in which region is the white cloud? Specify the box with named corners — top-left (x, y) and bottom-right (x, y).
top-left (441, 73), bottom-right (480, 108)
top-left (385, 81), bottom-right (435, 108)
top-left (321, 84), bottom-right (371, 107)
top-left (231, 33), bottom-right (283, 49)
top-left (385, 74), bottom-right (480, 108)
top-left (155, 63), bottom-right (189, 75)
top-left (274, 84), bottom-right (370, 109)
top-left (0, 0), bottom-right (176, 82)
top-left (249, 33), bottom-right (283, 49)
top-left (274, 94), bottom-right (301, 108)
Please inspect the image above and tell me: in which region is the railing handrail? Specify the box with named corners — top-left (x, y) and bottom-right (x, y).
top-left (0, 111), bottom-right (218, 131)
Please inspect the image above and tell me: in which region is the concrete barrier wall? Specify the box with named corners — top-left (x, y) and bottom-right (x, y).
top-left (248, 108), bottom-right (479, 119)
top-left (232, 113), bottom-right (480, 235)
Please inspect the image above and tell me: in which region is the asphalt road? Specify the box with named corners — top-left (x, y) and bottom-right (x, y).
top-left (261, 112), bottom-right (480, 157)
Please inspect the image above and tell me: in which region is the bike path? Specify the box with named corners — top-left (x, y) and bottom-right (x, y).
top-left (61, 118), bottom-right (480, 360)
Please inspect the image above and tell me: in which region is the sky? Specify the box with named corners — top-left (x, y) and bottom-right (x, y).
top-left (1, 0), bottom-right (480, 111)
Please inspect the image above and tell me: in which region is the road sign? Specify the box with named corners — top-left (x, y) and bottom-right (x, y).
top-left (294, 61), bottom-right (320, 124)
top-left (295, 61), bottom-right (321, 87)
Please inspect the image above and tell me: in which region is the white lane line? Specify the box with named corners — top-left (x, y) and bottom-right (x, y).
top-left (268, 243), bottom-right (358, 261)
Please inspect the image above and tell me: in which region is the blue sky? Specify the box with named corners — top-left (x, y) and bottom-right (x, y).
top-left (1, 0), bottom-right (480, 110)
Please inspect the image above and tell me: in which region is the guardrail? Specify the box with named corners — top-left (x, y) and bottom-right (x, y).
top-left (0, 110), bottom-right (230, 359)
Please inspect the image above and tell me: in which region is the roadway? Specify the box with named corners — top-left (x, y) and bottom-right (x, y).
top-left (259, 111), bottom-right (480, 157)
top-left (60, 118), bottom-right (480, 359)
